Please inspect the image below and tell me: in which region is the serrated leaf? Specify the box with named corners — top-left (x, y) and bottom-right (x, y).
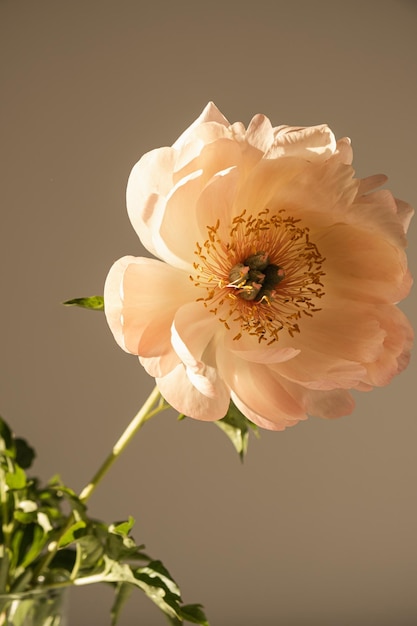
top-left (214, 400), bottom-right (259, 461)
top-left (63, 295), bottom-right (104, 311)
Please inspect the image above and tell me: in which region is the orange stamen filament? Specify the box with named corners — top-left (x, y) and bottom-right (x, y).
top-left (190, 208), bottom-right (325, 343)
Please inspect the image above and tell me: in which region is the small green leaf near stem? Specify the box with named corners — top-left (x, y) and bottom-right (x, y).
top-left (62, 296), bottom-right (104, 311)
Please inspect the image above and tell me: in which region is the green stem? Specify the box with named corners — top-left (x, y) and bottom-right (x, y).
top-left (32, 385), bottom-right (170, 584)
top-left (79, 385), bottom-right (166, 503)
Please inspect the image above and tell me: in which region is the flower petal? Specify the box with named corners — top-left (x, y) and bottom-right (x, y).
top-left (218, 352), bottom-right (307, 427)
top-left (108, 103), bottom-right (413, 431)
top-left (172, 102), bottom-right (230, 151)
top-left (266, 124), bottom-right (337, 160)
top-left (126, 147), bottom-right (176, 256)
top-left (362, 305), bottom-right (413, 387)
top-left (157, 363), bottom-right (230, 421)
top-left (139, 352), bottom-right (180, 379)
top-left (171, 302), bottom-right (219, 368)
top-left (231, 392), bottom-right (300, 431)
top-left (104, 256), bottom-right (194, 356)
top-left (245, 114), bottom-right (274, 153)
top-left (315, 222), bottom-right (412, 304)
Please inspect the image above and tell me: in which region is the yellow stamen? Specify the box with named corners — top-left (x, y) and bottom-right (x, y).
top-left (190, 208), bottom-right (326, 343)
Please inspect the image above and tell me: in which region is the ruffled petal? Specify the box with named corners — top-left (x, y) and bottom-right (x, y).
top-left (245, 113), bottom-right (274, 153)
top-left (394, 198), bottom-right (414, 234)
top-left (266, 124), bottom-right (337, 160)
top-left (351, 188), bottom-right (411, 248)
top-left (362, 305), bottom-right (413, 387)
top-left (156, 363), bottom-right (230, 421)
top-left (334, 137), bottom-right (353, 165)
top-left (173, 136), bottom-right (244, 186)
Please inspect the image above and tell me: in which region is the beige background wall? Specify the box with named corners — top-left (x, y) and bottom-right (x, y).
top-left (1, 1), bottom-right (416, 624)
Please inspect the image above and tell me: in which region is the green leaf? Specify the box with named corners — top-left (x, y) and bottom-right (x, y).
top-left (15, 437), bottom-right (36, 469)
top-left (62, 296), bottom-right (104, 311)
top-left (214, 400), bottom-right (259, 461)
top-left (18, 524), bottom-right (48, 570)
top-left (14, 509), bottom-right (37, 524)
top-left (6, 464), bottom-right (27, 490)
top-left (58, 520), bottom-right (87, 548)
top-left (178, 604), bottom-right (210, 625)
top-left (75, 534), bottom-right (105, 569)
top-left (0, 416), bottom-right (14, 453)
top-left (111, 517), bottom-right (135, 537)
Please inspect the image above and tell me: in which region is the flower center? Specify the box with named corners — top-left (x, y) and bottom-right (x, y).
top-left (228, 253), bottom-right (286, 302)
top-left (190, 208), bottom-right (325, 344)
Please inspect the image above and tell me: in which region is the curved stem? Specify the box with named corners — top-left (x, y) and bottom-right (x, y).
top-left (32, 385), bottom-right (170, 584)
top-left (79, 385), bottom-right (167, 503)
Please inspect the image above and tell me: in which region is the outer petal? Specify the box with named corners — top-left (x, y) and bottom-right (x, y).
top-left (231, 392), bottom-right (301, 431)
top-left (351, 188), bottom-right (412, 248)
top-left (139, 352), bottom-right (180, 379)
top-left (273, 346), bottom-right (367, 391)
top-left (362, 305), bottom-right (413, 387)
top-left (299, 387), bottom-right (355, 420)
top-left (126, 147), bottom-right (176, 257)
top-left (218, 351), bottom-right (307, 427)
top-left (315, 222), bottom-right (412, 305)
top-left (104, 256), bottom-right (195, 356)
top-left (156, 363), bottom-right (230, 421)
top-left (293, 301), bottom-right (387, 365)
top-left (172, 102), bottom-right (230, 151)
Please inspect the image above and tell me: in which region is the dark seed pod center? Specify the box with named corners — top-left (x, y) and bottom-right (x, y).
top-left (228, 251), bottom-right (285, 302)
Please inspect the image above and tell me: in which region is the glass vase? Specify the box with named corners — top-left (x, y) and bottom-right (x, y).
top-left (0, 587), bottom-right (68, 626)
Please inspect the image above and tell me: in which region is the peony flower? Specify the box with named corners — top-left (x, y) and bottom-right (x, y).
top-left (104, 102), bottom-right (413, 431)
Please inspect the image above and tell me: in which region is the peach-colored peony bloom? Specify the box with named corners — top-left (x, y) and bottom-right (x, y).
top-left (104, 103), bottom-right (413, 430)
